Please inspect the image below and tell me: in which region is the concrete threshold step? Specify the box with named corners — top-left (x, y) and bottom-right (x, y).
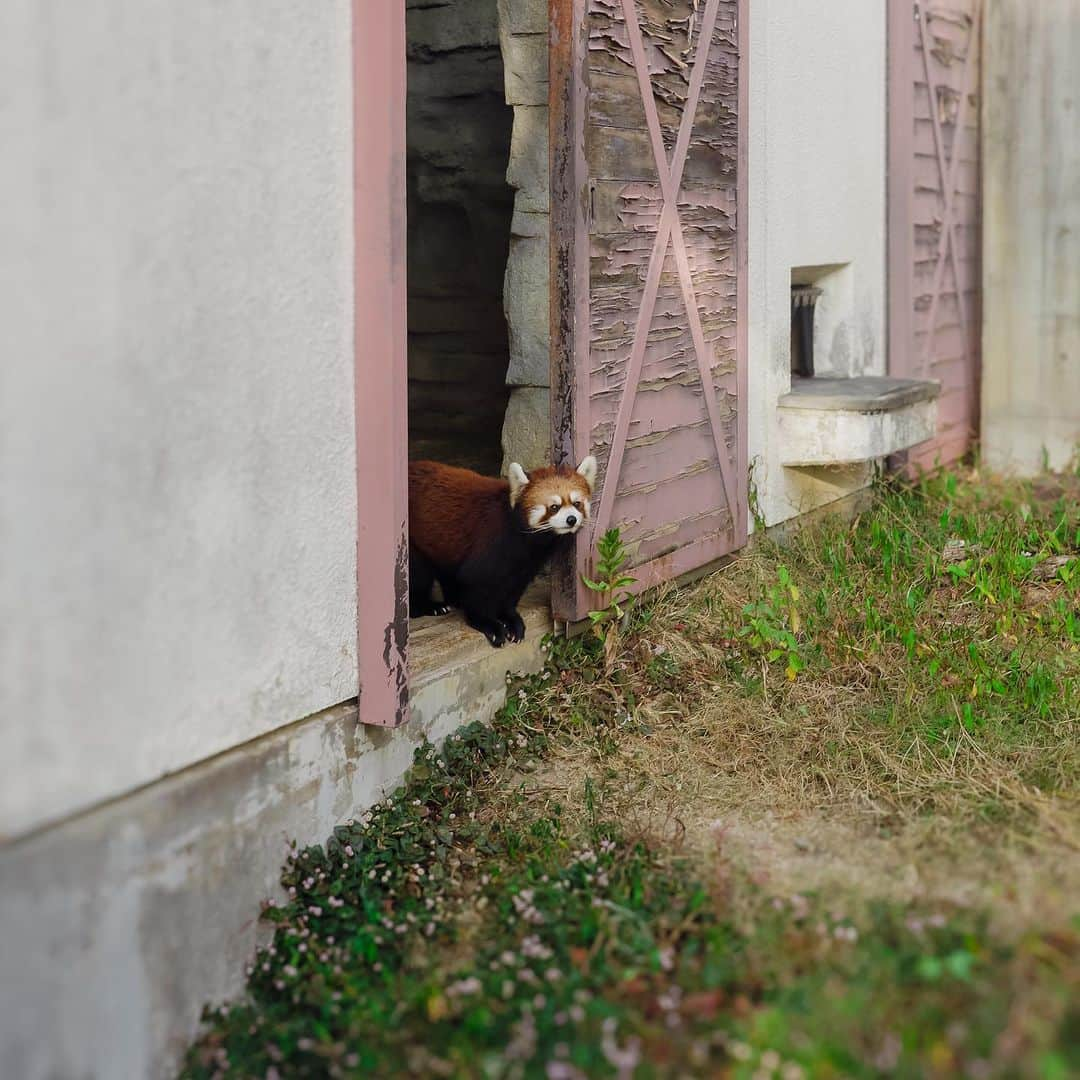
top-left (407, 583), bottom-right (553, 732)
top-left (409, 601), bottom-right (552, 689)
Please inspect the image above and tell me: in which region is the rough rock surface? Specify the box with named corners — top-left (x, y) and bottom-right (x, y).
top-left (499, 0), bottom-right (551, 471)
top-left (406, 0), bottom-right (513, 475)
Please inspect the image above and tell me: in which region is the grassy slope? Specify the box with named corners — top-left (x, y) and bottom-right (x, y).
top-left (184, 472), bottom-right (1079, 1079)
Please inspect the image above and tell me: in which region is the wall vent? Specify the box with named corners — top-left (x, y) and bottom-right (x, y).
top-left (790, 284), bottom-right (823, 377)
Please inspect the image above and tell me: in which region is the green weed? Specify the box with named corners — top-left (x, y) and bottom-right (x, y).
top-left (582, 528), bottom-right (637, 635)
top-left (739, 565), bottom-right (806, 680)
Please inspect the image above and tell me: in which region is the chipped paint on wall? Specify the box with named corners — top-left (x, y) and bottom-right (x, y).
top-left (381, 527), bottom-right (410, 727)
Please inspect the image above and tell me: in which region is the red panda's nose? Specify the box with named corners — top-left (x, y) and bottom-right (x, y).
top-left (566, 514), bottom-right (578, 528)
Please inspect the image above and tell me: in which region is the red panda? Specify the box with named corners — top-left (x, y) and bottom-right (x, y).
top-left (408, 456), bottom-right (598, 647)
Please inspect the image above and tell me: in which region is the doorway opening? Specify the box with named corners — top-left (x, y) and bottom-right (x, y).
top-left (404, 0), bottom-right (554, 655)
top-left (406, 0), bottom-right (513, 474)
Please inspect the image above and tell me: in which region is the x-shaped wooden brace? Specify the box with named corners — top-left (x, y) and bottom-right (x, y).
top-left (593, 0), bottom-right (737, 541)
top-left (918, 0), bottom-right (981, 377)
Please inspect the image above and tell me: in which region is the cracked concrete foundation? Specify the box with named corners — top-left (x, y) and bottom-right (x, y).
top-left (0, 627), bottom-right (548, 1079)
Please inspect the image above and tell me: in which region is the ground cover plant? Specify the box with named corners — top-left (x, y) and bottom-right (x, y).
top-left (184, 469), bottom-right (1079, 1079)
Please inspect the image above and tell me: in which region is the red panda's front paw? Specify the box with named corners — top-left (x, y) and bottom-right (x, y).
top-left (501, 613), bottom-right (526, 643)
top-left (466, 613), bottom-right (508, 648)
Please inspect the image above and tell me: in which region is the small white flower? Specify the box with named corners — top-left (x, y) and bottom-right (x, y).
top-left (730, 1041), bottom-right (752, 1062)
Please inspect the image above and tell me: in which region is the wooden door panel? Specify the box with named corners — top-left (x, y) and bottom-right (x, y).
top-left (889, 0), bottom-right (983, 472)
top-left (551, 0), bottom-right (748, 621)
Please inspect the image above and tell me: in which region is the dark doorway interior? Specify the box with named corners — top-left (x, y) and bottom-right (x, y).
top-left (405, 0), bottom-right (514, 476)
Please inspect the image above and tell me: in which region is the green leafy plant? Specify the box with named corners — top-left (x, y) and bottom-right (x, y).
top-left (739, 564), bottom-right (806, 680)
top-left (582, 527), bottom-right (637, 634)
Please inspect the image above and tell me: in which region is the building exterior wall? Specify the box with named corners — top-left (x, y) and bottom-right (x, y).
top-left (981, 0), bottom-right (1080, 475)
top-left (0, 1), bottom-right (897, 1074)
top-left (0, 693), bottom-right (498, 1079)
top-left (747, 0), bottom-right (889, 526)
top-left (0, 0), bottom-right (358, 840)
top-left (0, 7), bottom-right (549, 1076)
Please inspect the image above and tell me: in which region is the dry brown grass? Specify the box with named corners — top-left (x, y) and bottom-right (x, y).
top-left (507, 473), bottom-right (1080, 934)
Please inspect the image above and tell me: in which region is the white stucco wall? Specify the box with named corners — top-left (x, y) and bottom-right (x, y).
top-left (981, 0), bottom-right (1080, 475)
top-left (747, 0), bottom-right (888, 526)
top-left (0, 0), bottom-right (357, 839)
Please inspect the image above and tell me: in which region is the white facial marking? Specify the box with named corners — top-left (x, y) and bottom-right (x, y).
top-left (548, 500), bottom-right (587, 536)
top-left (527, 505), bottom-right (546, 527)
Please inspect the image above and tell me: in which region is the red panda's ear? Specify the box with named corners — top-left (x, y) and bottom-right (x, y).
top-left (576, 455), bottom-right (598, 491)
top-left (507, 463), bottom-right (530, 507)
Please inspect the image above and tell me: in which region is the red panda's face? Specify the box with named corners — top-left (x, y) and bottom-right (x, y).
top-left (508, 456), bottom-right (597, 536)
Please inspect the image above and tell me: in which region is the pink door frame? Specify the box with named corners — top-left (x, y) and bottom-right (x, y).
top-left (353, 0), bottom-right (410, 728)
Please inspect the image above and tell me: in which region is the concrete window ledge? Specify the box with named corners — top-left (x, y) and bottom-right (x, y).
top-left (778, 376), bottom-right (941, 467)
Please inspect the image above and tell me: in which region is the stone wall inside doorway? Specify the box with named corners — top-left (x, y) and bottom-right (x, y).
top-left (405, 0), bottom-right (551, 478)
top-left (498, 0), bottom-right (551, 474)
top-left (406, 0), bottom-right (514, 475)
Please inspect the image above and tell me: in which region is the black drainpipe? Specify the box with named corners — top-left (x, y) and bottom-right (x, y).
top-left (790, 285), bottom-right (823, 378)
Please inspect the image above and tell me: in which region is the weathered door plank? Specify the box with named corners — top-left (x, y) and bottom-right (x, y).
top-left (551, 0), bottom-right (748, 621)
top-left (889, 0), bottom-right (983, 471)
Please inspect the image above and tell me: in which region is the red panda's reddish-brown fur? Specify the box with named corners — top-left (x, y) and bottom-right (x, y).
top-left (407, 461), bottom-right (513, 568)
top-left (408, 458), bottom-right (596, 648)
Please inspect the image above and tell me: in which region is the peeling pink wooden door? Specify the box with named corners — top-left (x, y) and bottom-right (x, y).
top-left (550, 0), bottom-right (748, 621)
top-left (354, 0), bottom-right (409, 727)
top-left (888, 0), bottom-right (983, 470)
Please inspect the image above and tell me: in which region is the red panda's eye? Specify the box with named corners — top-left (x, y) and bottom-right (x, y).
top-left (550, 502), bottom-right (560, 513)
